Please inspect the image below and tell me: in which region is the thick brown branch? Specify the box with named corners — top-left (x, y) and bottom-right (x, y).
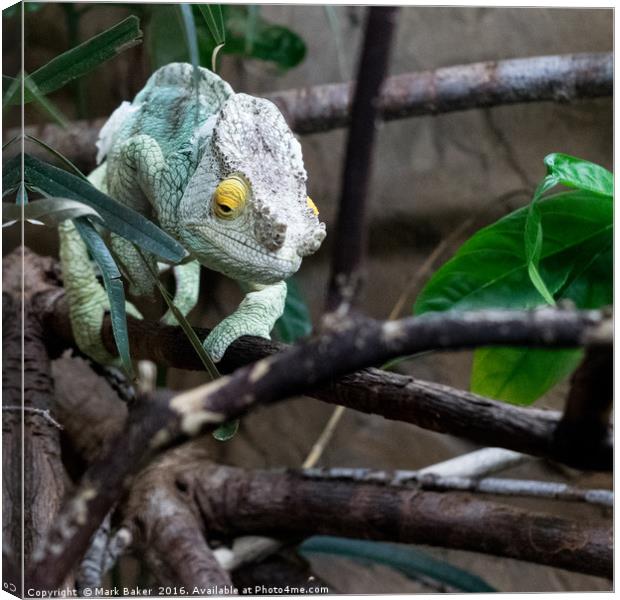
top-left (11, 53), bottom-right (612, 171)
top-left (30, 301), bottom-right (611, 589)
top-left (41, 290), bottom-right (612, 470)
top-left (2, 250), bottom-right (72, 592)
top-left (193, 465), bottom-right (612, 579)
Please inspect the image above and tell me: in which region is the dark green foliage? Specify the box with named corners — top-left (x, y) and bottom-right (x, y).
top-left (274, 277), bottom-right (313, 343)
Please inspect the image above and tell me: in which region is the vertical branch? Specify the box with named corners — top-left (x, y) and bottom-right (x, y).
top-left (553, 345), bottom-right (613, 470)
top-left (326, 6), bottom-right (399, 314)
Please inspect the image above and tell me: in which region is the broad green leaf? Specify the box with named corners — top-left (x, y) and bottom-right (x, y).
top-left (300, 537), bottom-right (495, 593)
top-left (198, 4), bottom-right (226, 44)
top-left (3, 197), bottom-right (102, 226)
top-left (471, 348), bottom-right (583, 406)
top-left (73, 217), bottom-right (133, 377)
top-left (212, 419), bottom-right (239, 441)
top-left (4, 154), bottom-right (187, 263)
top-left (415, 189), bottom-right (612, 405)
top-left (415, 190), bottom-right (612, 314)
top-left (544, 152), bottom-right (613, 198)
top-left (273, 277), bottom-right (312, 343)
top-left (5, 16), bottom-right (142, 106)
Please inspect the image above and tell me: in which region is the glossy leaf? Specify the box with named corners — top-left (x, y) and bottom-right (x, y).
top-left (5, 16), bottom-right (142, 106)
top-left (471, 348), bottom-right (583, 405)
top-left (415, 190), bottom-right (612, 314)
top-left (274, 277), bottom-right (313, 343)
top-left (523, 175), bottom-right (558, 304)
top-left (544, 152), bottom-right (613, 198)
top-left (415, 189), bottom-right (612, 405)
top-left (73, 217), bottom-right (133, 377)
top-left (4, 154), bottom-right (187, 263)
top-left (300, 537), bottom-right (495, 593)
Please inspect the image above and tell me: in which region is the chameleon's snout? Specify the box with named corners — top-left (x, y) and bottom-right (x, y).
top-left (297, 224), bottom-right (326, 257)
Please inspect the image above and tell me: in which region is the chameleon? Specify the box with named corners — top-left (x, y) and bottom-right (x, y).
top-left (59, 63), bottom-right (326, 366)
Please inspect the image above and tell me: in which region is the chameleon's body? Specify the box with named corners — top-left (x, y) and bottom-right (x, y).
top-left (59, 63), bottom-right (325, 364)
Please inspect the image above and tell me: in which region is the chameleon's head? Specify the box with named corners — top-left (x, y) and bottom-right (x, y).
top-left (179, 93), bottom-right (326, 284)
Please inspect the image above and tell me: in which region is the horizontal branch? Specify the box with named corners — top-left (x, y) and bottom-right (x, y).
top-left (41, 292), bottom-right (612, 471)
top-left (300, 468), bottom-right (613, 507)
top-left (12, 53), bottom-right (611, 169)
top-left (30, 298), bottom-right (612, 589)
top-left (195, 465), bottom-right (612, 579)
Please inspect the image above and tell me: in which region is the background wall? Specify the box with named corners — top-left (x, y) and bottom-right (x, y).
top-left (4, 4), bottom-right (613, 592)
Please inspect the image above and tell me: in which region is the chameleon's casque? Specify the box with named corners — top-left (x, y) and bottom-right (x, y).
top-left (59, 63), bottom-right (326, 363)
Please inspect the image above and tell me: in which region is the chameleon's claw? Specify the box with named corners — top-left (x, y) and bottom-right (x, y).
top-left (202, 280), bottom-right (286, 362)
top-left (203, 317), bottom-right (271, 363)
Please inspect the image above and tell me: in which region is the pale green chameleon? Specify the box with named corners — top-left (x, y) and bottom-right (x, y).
top-left (59, 63), bottom-right (326, 365)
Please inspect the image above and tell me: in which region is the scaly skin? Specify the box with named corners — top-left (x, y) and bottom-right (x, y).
top-left (61, 63), bottom-right (326, 364)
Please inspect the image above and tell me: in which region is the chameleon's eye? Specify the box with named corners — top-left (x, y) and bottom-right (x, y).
top-left (213, 175), bottom-right (249, 220)
top-left (306, 196), bottom-right (319, 216)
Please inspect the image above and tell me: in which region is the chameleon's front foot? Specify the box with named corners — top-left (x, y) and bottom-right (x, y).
top-left (203, 280), bottom-right (287, 362)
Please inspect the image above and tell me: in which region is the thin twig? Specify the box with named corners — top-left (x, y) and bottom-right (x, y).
top-left (302, 405), bottom-right (346, 469)
top-left (300, 468), bottom-right (613, 507)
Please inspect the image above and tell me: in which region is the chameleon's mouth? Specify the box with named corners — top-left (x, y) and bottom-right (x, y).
top-left (184, 224), bottom-right (301, 284)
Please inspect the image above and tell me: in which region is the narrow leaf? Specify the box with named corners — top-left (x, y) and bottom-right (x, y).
top-left (179, 4), bottom-right (201, 105)
top-left (25, 133), bottom-right (88, 180)
top-left (3, 197), bottom-right (102, 226)
top-left (198, 4), bottom-right (226, 44)
top-left (544, 152), bottom-right (613, 198)
top-left (23, 75), bottom-right (69, 127)
top-left (73, 217), bottom-right (134, 377)
top-left (7, 16), bottom-right (142, 105)
top-left (141, 256), bottom-right (220, 381)
top-left (300, 537), bottom-right (495, 593)
top-left (5, 154), bottom-right (187, 263)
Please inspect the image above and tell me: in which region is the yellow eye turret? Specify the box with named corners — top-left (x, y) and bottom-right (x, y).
top-left (306, 196), bottom-right (319, 216)
top-left (213, 175), bottom-right (249, 220)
